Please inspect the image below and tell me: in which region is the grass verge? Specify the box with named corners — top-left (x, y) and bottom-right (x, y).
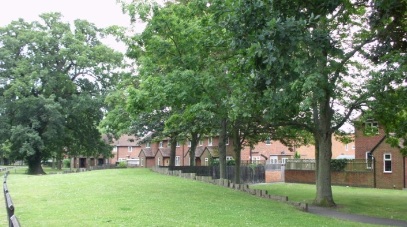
top-left (251, 182), bottom-right (407, 221)
top-left (0, 168), bottom-right (376, 226)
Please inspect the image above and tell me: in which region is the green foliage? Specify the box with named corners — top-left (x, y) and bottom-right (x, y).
top-left (117, 161), bottom-right (128, 168)
top-left (294, 151), bottom-right (301, 159)
top-left (0, 13), bottom-right (123, 174)
top-left (330, 159), bottom-right (348, 172)
top-left (226, 159), bottom-right (236, 166)
top-left (63, 159), bottom-right (71, 168)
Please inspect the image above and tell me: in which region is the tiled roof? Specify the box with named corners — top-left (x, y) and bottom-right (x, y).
top-left (110, 135), bottom-right (140, 147)
top-left (140, 148), bottom-right (155, 157)
top-left (157, 147), bottom-right (171, 157)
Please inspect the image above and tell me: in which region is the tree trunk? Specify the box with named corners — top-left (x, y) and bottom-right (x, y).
top-left (169, 138), bottom-right (177, 167)
top-left (189, 133), bottom-right (199, 166)
top-left (314, 132), bottom-right (335, 206)
top-left (218, 119), bottom-right (227, 179)
top-left (314, 95), bottom-right (335, 207)
top-left (232, 127), bottom-right (242, 184)
top-left (27, 150), bottom-right (45, 175)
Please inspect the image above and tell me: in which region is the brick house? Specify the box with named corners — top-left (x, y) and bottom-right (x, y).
top-left (134, 134), bottom-right (354, 168)
top-left (241, 135), bottom-right (355, 164)
top-left (355, 119), bottom-right (407, 189)
top-left (108, 134), bottom-right (141, 166)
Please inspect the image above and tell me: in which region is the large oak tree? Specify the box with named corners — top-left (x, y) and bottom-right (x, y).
top-left (0, 13), bottom-right (123, 174)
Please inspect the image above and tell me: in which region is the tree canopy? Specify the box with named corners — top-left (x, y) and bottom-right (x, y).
top-left (0, 13), bottom-right (124, 174)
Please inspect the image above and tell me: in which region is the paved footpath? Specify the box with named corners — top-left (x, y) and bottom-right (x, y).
top-left (308, 206), bottom-right (407, 226)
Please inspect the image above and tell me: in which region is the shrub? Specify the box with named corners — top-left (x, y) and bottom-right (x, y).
top-left (117, 161), bottom-right (128, 168)
top-left (63, 159), bottom-right (71, 168)
top-left (330, 159), bottom-right (347, 171)
top-left (226, 159), bottom-right (236, 166)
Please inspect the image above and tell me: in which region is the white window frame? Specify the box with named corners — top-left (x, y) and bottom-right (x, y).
top-left (365, 120), bottom-right (379, 134)
top-left (204, 158), bottom-right (209, 166)
top-left (269, 156), bottom-right (278, 164)
top-left (128, 146), bottom-right (132, 152)
top-left (113, 146), bottom-right (117, 153)
top-left (366, 151), bottom-right (373, 169)
top-left (199, 139), bottom-right (203, 146)
top-left (157, 157), bottom-right (161, 166)
top-left (146, 142), bottom-right (151, 148)
top-left (226, 137), bottom-right (229, 145)
top-left (226, 156), bottom-right (233, 161)
top-left (282, 158), bottom-right (288, 164)
top-left (175, 156), bottom-right (180, 166)
top-left (176, 141), bottom-right (180, 147)
top-left (208, 137), bottom-right (213, 146)
top-left (384, 153), bottom-right (392, 173)
top-left (141, 158), bottom-right (144, 167)
top-left (188, 140), bottom-right (191, 147)
top-left (265, 137), bottom-right (271, 145)
top-left (159, 141), bottom-right (163, 148)
top-left (252, 156), bottom-right (261, 164)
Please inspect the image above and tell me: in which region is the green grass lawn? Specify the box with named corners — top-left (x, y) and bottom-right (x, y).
top-left (251, 182), bottom-right (407, 221)
top-left (0, 168), bottom-right (376, 227)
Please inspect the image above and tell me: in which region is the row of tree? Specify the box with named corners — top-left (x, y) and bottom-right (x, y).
top-left (102, 0), bottom-right (406, 207)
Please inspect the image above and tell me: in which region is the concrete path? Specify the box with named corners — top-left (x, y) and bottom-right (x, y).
top-left (308, 205), bottom-right (407, 226)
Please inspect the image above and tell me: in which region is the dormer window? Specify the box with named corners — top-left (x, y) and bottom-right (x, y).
top-left (146, 142), bottom-right (151, 148)
top-left (365, 119), bottom-right (379, 135)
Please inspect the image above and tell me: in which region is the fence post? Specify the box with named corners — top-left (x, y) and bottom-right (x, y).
top-left (5, 192), bottom-right (15, 226)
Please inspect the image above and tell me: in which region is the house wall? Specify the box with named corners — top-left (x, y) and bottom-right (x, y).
top-left (372, 142), bottom-right (405, 189)
top-left (241, 135), bottom-right (354, 162)
top-left (354, 124), bottom-right (385, 159)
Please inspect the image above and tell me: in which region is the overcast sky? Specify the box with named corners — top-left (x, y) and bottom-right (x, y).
top-left (0, 0), bottom-right (141, 52)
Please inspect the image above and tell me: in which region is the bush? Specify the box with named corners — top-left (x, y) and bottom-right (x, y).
top-left (226, 159), bottom-right (236, 166)
top-left (117, 162), bottom-right (128, 168)
top-left (330, 159), bottom-right (347, 171)
top-left (63, 159), bottom-right (71, 168)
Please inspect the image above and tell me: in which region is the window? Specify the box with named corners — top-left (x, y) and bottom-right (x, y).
top-left (113, 146), bottom-right (117, 153)
top-left (146, 142), bottom-right (151, 148)
top-left (352, 145), bottom-right (355, 150)
top-left (176, 141), bottom-right (180, 147)
top-left (384, 153), bottom-right (392, 173)
top-left (141, 158), bottom-right (144, 167)
top-left (282, 158), bottom-right (288, 164)
top-left (365, 120), bottom-right (379, 135)
top-left (265, 137), bottom-right (271, 145)
top-left (188, 140), bottom-right (191, 147)
top-left (366, 152), bottom-right (373, 169)
top-left (226, 137), bottom-right (230, 145)
top-left (199, 139), bottom-right (203, 146)
top-left (159, 141), bottom-right (163, 148)
top-left (269, 156), bottom-right (278, 164)
top-left (226, 156), bottom-right (233, 161)
top-left (252, 156), bottom-right (260, 164)
top-left (208, 137), bottom-right (213, 146)
top-left (157, 157), bottom-right (161, 166)
top-left (175, 156), bottom-right (180, 166)
top-left (128, 146), bottom-right (132, 152)
top-left (204, 158), bottom-right (209, 166)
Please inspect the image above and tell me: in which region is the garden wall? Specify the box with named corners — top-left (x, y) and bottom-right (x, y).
top-left (285, 170), bottom-right (374, 187)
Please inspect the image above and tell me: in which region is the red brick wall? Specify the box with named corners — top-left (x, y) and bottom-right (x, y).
top-left (265, 170), bottom-right (283, 183)
top-left (285, 170), bottom-right (374, 187)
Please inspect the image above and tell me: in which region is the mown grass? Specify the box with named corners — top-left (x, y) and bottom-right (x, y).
top-left (0, 168), bottom-right (375, 227)
top-left (252, 182), bottom-right (407, 221)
